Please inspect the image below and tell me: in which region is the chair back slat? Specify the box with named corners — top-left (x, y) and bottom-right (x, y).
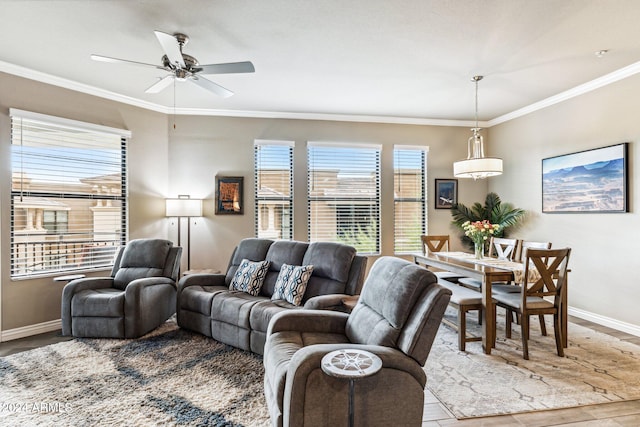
top-left (421, 235), bottom-right (450, 255)
top-left (522, 248), bottom-right (571, 308)
top-left (517, 240), bottom-right (552, 262)
top-left (489, 237), bottom-right (518, 260)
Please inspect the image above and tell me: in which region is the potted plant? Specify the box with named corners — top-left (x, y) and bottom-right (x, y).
top-left (451, 192), bottom-right (525, 249)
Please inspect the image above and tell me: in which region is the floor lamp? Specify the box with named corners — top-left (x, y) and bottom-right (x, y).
top-left (165, 195), bottom-right (202, 271)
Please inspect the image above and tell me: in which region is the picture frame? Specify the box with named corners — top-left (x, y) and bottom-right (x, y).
top-left (542, 142), bottom-right (628, 213)
top-left (435, 179), bottom-right (458, 209)
top-left (215, 176), bottom-right (244, 215)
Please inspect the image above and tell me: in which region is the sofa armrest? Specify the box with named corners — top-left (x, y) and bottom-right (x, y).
top-left (303, 294), bottom-right (354, 311)
top-left (125, 277), bottom-right (176, 296)
top-left (177, 273), bottom-right (226, 291)
top-left (61, 277), bottom-right (114, 336)
top-left (267, 310), bottom-right (349, 336)
top-left (283, 343), bottom-right (426, 427)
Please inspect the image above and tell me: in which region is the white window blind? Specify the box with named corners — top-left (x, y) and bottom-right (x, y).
top-left (394, 146), bottom-right (427, 254)
top-left (10, 109), bottom-right (129, 278)
top-left (254, 140), bottom-right (294, 240)
top-left (307, 142), bottom-right (381, 254)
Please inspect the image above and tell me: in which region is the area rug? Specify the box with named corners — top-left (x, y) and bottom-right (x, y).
top-left (425, 309), bottom-right (640, 419)
top-left (0, 321), bottom-right (270, 426)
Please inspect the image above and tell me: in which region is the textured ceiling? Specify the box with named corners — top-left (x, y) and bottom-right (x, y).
top-left (1, 0), bottom-right (640, 122)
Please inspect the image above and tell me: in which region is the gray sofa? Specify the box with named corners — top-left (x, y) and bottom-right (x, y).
top-left (263, 256), bottom-right (452, 427)
top-left (177, 238), bottom-right (367, 354)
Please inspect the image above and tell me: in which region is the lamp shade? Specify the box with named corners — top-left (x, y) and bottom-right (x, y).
top-left (165, 198), bottom-right (203, 217)
top-left (453, 157), bottom-right (503, 179)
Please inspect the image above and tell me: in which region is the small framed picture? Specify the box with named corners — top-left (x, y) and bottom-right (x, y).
top-left (215, 176), bottom-right (244, 215)
top-left (435, 179), bottom-right (457, 209)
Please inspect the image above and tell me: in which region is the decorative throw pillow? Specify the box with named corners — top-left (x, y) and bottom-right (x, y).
top-left (229, 259), bottom-right (270, 296)
top-left (271, 264), bottom-right (314, 306)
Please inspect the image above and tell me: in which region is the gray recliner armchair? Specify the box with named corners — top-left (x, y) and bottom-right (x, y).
top-left (61, 238), bottom-right (182, 338)
top-left (263, 256), bottom-right (452, 427)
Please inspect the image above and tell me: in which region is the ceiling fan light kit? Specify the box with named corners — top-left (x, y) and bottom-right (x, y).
top-left (91, 30), bottom-right (255, 98)
top-left (453, 75), bottom-right (503, 180)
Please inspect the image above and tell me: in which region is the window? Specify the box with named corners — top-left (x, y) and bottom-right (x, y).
top-left (254, 140), bottom-right (294, 240)
top-left (308, 142), bottom-right (381, 254)
top-left (10, 109), bottom-right (130, 278)
top-left (394, 146), bottom-right (427, 253)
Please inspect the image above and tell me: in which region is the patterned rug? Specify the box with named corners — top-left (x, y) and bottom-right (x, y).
top-left (425, 308), bottom-right (640, 418)
top-left (2, 315), bottom-right (639, 424)
top-left (0, 320), bottom-right (270, 426)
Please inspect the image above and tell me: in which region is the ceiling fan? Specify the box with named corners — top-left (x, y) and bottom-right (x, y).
top-left (91, 31), bottom-right (255, 98)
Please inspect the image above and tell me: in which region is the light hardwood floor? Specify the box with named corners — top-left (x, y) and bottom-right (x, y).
top-left (1, 317), bottom-right (639, 426)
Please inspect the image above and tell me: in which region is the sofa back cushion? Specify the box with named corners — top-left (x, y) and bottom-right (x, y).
top-left (300, 242), bottom-right (356, 301)
top-left (113, 239), bottom-right (173, 290)
top-left (346, 256), bottom-right (448, 364)
top-left (225, 238), bottom-right (274, 286)
top-left (262, 240), bottom-right (309, 297)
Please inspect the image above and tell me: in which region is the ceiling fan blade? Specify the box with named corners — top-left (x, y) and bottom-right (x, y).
top-left (190, 76), bottom-right (234, 98)
top-left (145, 75), bottom-right (175, 93)
top-left (91, 54), bottom-right (163, 69)
top-left (154, 31), bottom-right (186, 69)
top-left (198, 61), bottom-right (255, 75)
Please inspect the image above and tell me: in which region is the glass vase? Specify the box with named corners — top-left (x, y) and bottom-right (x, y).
top-left (474, 241), bottom-right (484, 259)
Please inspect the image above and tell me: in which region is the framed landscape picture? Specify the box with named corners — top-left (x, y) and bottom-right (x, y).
top-left (435, 179), bottom-right (457, 209)
top-left (215, 176), bottom-right (244, 215)
top-left (542, 143), bottom-right (628, 213)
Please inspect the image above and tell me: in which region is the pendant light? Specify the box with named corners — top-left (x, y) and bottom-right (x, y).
top-left (453, 75), bottom-right (503, 180)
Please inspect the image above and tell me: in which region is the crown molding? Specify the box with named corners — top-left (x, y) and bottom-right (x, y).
top-left (170, 106), bottom-right (485, 127)
top-left (489, 60), bottom-right (640, 126)
top-left (3, 58), bottom-right (639, 128)
top-left (0, 60), bottom-right (167, 113)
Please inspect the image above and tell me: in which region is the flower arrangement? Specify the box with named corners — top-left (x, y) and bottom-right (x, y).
top-left (462, 220), bottom-right (501, 258)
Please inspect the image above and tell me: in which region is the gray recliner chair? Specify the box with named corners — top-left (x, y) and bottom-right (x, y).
top-left (61, 238), bottom-right (182, 338)
top-left (263, 256), bottom-right (452, 427)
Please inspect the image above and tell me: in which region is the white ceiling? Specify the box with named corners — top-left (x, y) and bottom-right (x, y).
top-left (2, 0), bottom-right (640, 124)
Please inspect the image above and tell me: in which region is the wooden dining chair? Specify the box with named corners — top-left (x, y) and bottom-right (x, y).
top-left (492, 248), bottom-right (571, 360)
top-left (492, 240), bottom-right (552, 295)
top-left (489, 237), bottom-right (519, 260)
top-left (516, 240), bottom-right (552, 263)
top-left (421, 234), bottom-right (450, 254)
top-left (419, 235), bottom-right (466, 282)
top-left (458, 236), bottom-right (519, 291)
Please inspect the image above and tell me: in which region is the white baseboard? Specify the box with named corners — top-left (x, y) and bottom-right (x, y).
top-left (0, 319), bottom-right (62, 342)
top-left (568, 307), bottom-right (640, 338)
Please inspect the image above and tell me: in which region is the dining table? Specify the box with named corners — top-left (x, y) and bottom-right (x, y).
top-left (413, 251), bottom-right (568, 355)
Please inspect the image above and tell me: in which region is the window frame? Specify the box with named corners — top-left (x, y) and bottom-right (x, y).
top-left (254, 140), bottom-right (294, 240)
top-left (9, 109), bottom-right (130, 279)
top-left (393, 145), bottom-right (428, 254)
top-left (307, 141), bottom-right (381, 255)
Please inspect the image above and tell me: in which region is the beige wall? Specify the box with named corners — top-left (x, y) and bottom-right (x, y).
top-left (167, 115), bottom-right (484, 273)
top-left (488, 73), bottom-right (640, 330)
top-left (0, 73), bottom-right (169, 330)
top-left (1, 72), bottom-right (486, 332)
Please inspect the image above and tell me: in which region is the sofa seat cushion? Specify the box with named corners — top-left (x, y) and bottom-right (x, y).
top-left (249, 299), bottom-right (299, 334)
top-left (210, 291), bottom-right (266, 329)
top-left (180, 285), bottom-right (228, 315)
top-left (72, 288), bottom-right (125, 317)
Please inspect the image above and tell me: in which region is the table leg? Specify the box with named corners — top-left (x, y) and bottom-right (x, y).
top-left (481, 275), bottom-right (494, 355)
top-left (562, 276), bottom-right (568, 348)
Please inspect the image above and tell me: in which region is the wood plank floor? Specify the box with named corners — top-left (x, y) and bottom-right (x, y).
top-left (1, 317), bottom-right (639, 426)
